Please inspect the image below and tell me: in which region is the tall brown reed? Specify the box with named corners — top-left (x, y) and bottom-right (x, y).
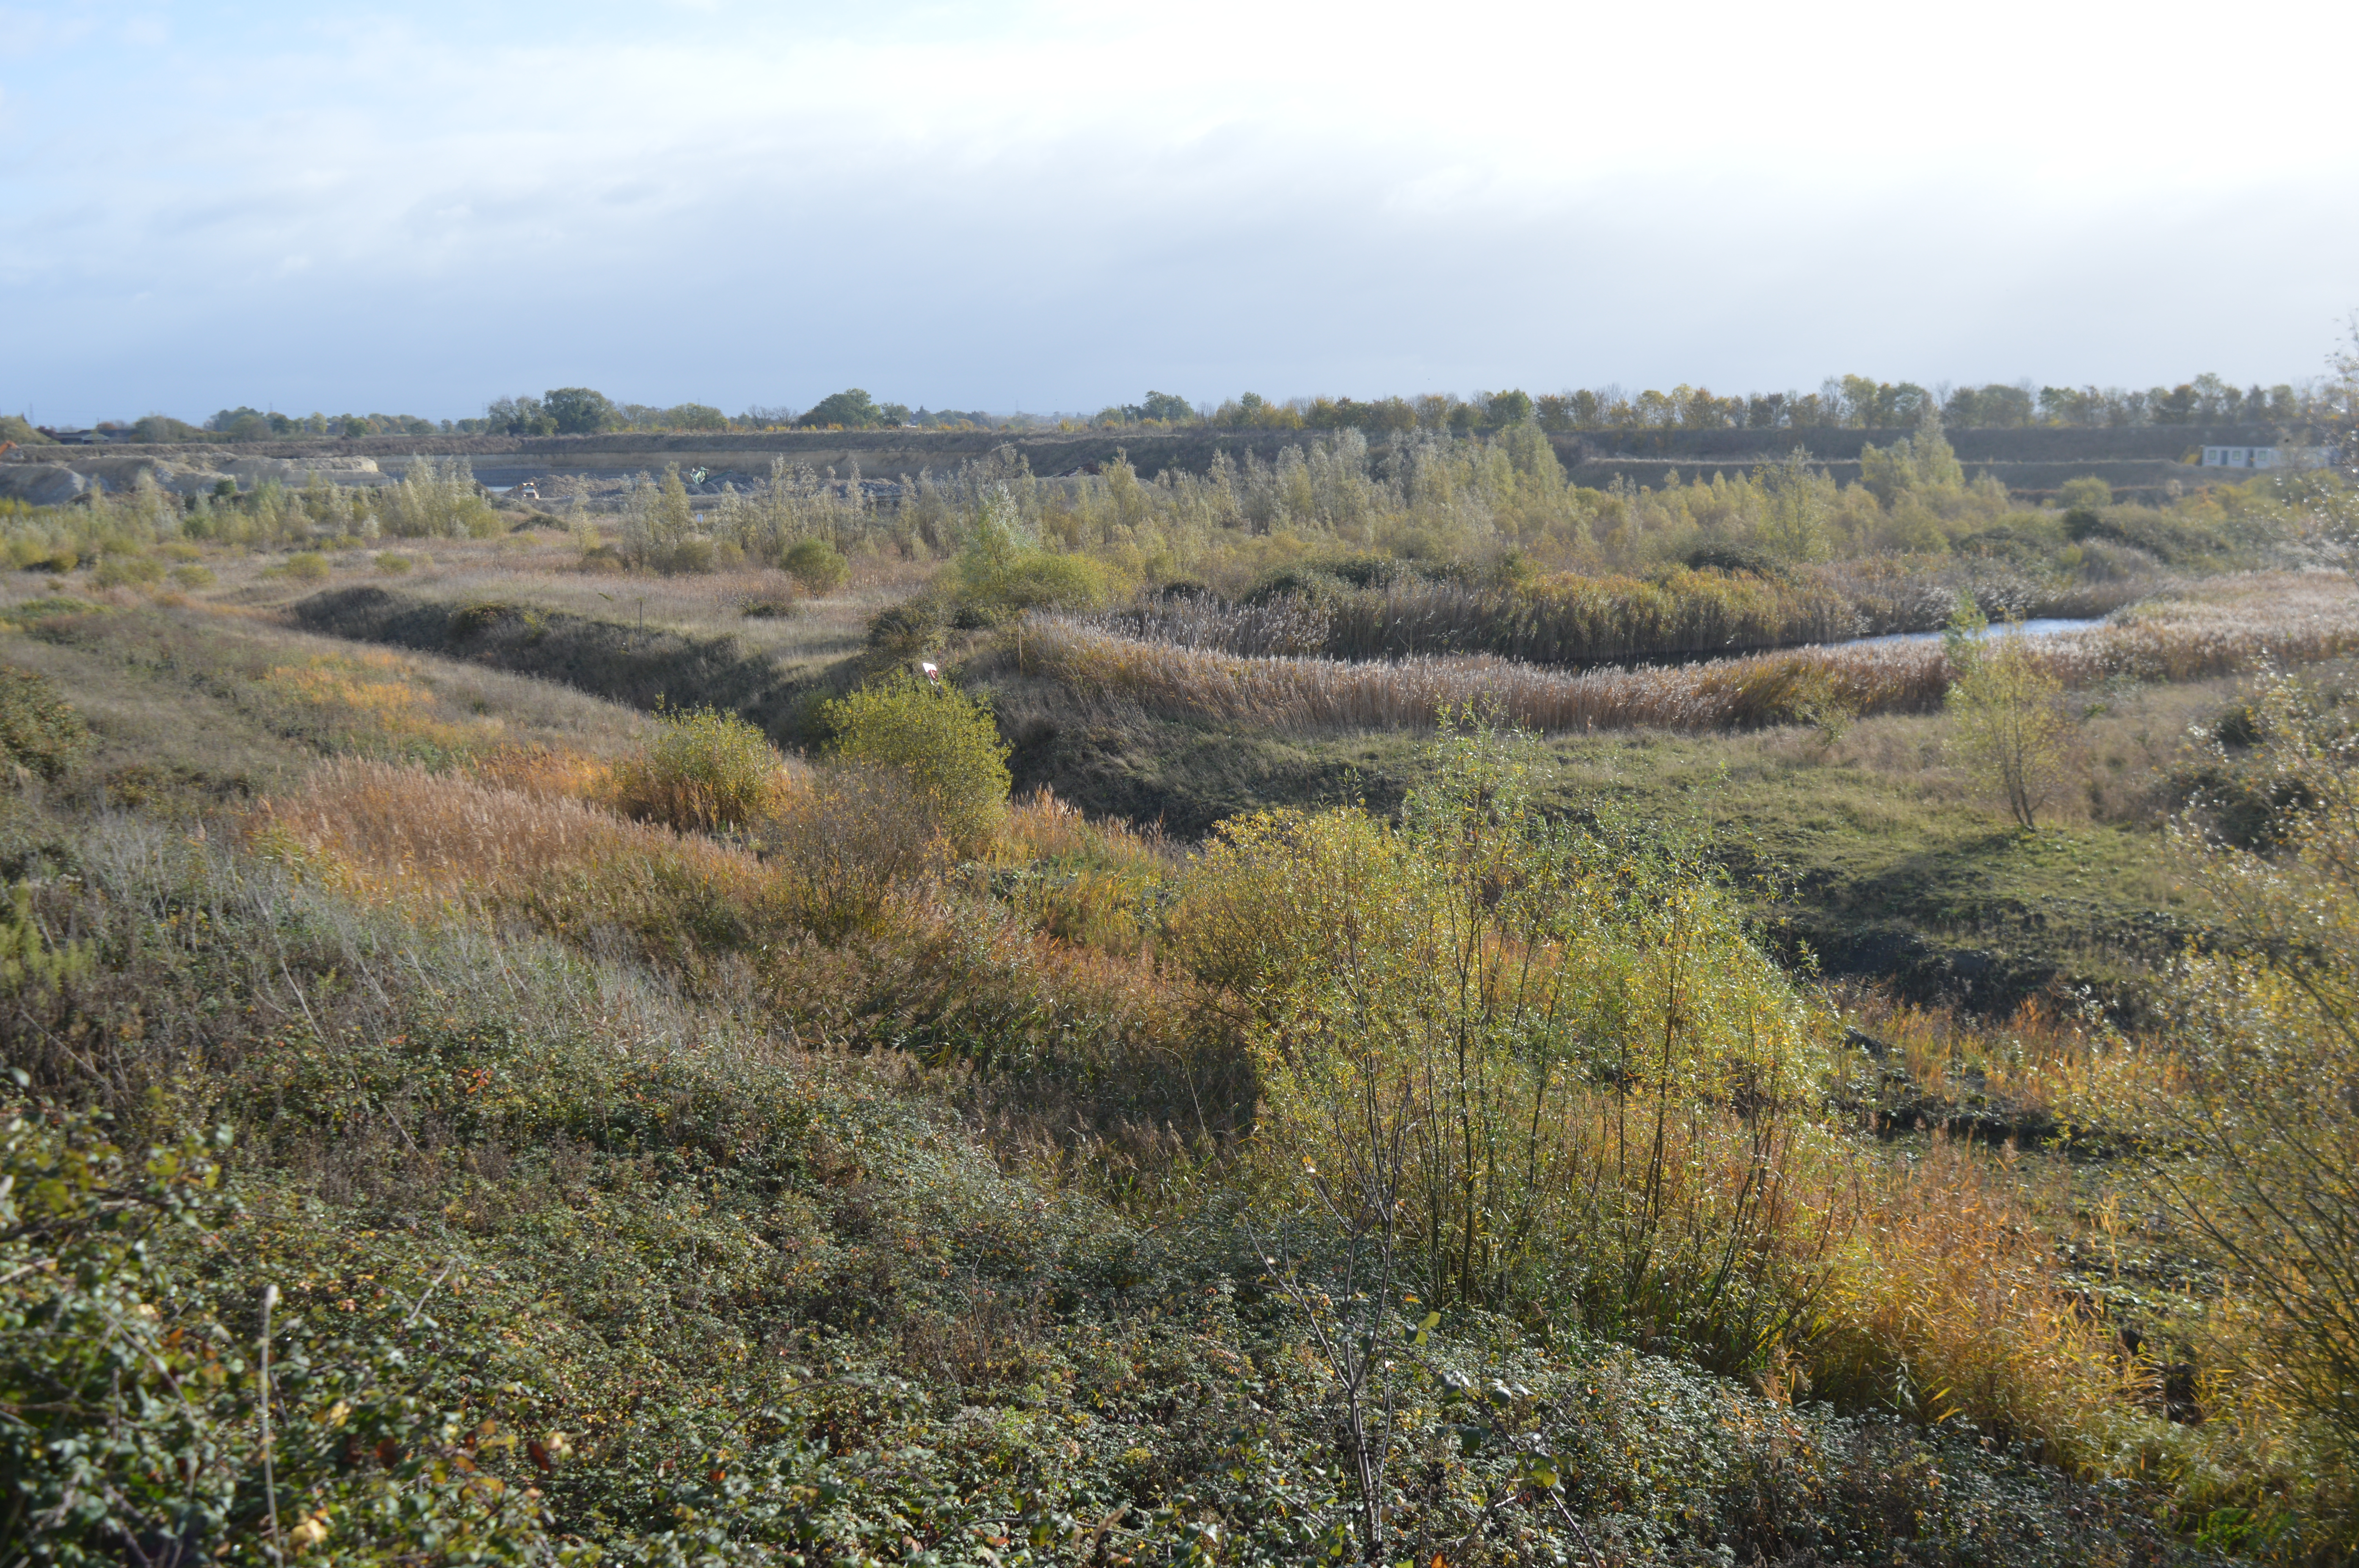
top-left (1106, 567), bottom-right (2162, 670)
top-left (1015, 573), bottom-right (2359, 737)
top-left (1011, 620), bottom-right (1951, 735)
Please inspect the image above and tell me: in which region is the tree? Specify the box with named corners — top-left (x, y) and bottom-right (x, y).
top-left (944, 490), bottom-right (1110, 621)
top-left (618, 464), bottom-right (699, 569)
top-left (1754, 448), bottom-right (1830, 561)
top-left (1138, 390), bottom-right (1194, 422)
top-left (486, 395), bottom-right (554, 436)
top-left (796, 389), bottom-right (885, 429)
top-left (662, 402), bottom-right (729, 432)
top-left (1942, 383), bottom-right (2034, 428)
top-left (379, 456), bottom-right (500, 539)
top-left (208, 406), bottom-right (270, 442)
top-left (2331, 311), bottom-right (2359, 427)
top-left (1485, 388), bottom-right (1534, 426)
top-left (1944, 595), bottom-right (2074, 828)
top-left (543, 387), bottom-right (616, 435)
top-left (1858, 405), bottom-right (1964, 506)
top-left (122, 414), bottom-right (200, 443)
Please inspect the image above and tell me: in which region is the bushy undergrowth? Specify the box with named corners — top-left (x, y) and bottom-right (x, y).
top-left (2146, 671), bottom-right (2359, 1463)
top-left (1171, 717), bottom-right (1841, 1366)
top-left (11, 618), bottom-right (2359, 1562)
top-left (0, 664), bottom-right (89, 780)
top-left (608, 704), bottom-right (793, 831)
top-left (0, 799), bottom-right (2229, 1566)
top-left (865, 423), bottom-right (2344, 606)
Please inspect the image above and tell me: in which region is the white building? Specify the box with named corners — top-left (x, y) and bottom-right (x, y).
top-left (2201, 445), bottom-right (2337, 470)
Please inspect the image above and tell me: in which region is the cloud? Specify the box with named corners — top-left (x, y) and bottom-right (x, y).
top-left (4, 0), bottom-right (2356, 421)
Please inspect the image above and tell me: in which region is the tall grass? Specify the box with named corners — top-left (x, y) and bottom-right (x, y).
top-left (241, 755), bottom-right (1250, 1149)
top-left (246, 757), bottom-right (762, 912)
top-left (1012, 572), bottom-right (2359, 737)
top-left (1012, 618), bottom-right (1951, 733)
top-left (1811, 1135), bottom-right (2152, 1463)
top-left (1105, 566), bottom-right (2160, 671)
top-left (986, 788), bottom-right (1182, 956)
top-left (1113, 568), bottom-right (1865, 665)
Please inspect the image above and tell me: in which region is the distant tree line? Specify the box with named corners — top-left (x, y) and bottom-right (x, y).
top-left (1099, 372), bottom-right (2344, 435)
top-left (458, 387), bottom-right (1007, 436)
top-left (49, 353), bottom-right (2352, 447)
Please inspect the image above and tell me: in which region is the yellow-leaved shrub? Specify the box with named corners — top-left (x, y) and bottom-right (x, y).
top-left (1171, 713), bottom-right (1845, 1369)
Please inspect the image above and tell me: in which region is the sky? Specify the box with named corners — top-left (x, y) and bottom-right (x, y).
top-left (4, 0), bottom-right (2356, 425)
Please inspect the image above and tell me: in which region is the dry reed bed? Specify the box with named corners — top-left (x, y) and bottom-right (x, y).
top-left (245, 757), bottom-right (763, 903)
top-left (1103, 566), bottom-right (2159, 669)
top-left (1016, 573), bottom-right (2359, 735)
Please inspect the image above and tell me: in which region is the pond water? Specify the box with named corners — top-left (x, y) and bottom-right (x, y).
top-left (1841, 617), bottom-right (2108, 651)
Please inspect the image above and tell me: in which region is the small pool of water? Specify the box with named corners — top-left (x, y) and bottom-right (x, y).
top-left (1843, 617), bottom-right (2107, 650)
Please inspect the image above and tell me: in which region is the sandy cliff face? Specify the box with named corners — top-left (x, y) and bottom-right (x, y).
top-left (0, 452), bottom-right (396, 503)
top-left (0, 465), bottom-right (90, 505)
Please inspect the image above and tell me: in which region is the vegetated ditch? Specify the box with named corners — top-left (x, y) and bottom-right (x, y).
top-left (289, 586), bottom-right (2159, 1016)
top-left (289, 585), bottom-right (847, 741)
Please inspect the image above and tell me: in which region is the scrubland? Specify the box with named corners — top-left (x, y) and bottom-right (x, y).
top-left (2, 426), bottom-right (2358, 1565)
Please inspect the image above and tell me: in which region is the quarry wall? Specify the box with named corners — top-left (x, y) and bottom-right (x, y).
top-left (1, 423), bottom-right (2322, 503)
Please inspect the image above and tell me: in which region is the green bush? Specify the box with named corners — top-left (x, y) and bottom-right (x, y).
top-left (10, 597), bottom-right (100, 622)
top-left (0, 1106), bottom-right (563, 1564)
top-left (949, 547), bottom-right (1110, 624)
top-left (781, 537), bottom-right (849, 595)
top-left (610, 704), bottom-right (788, 831)
top-left (2057, 475), bottom-right (2113, 510)
top-left (865, 600), bottom-right (941, 657)
top-left (374, 552), bottom-right (412, 575)
top-left (0, 666), bottom-right (89, 780)
top-left (820, 675), bottom-right (1010, 854)
top-left (943, 493), bottom-right (1114, 624)
top-left (284, 552), bottom-right (331, 583)
top-left (650, 537), bottom-right (718, 575)
top-left (169, 563), bottom-right (216, 589)
top-left (90, 553), bottom-right (164, 589)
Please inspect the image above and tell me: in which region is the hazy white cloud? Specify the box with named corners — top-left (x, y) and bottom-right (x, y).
top-left (3, 0), bottom-right (2354, 422)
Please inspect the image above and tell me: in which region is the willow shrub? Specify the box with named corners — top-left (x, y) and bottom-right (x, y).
top-left (762, 763), bottom-right (948, 939)
top-left (780, 535), bottom-right (849, 594)
top-left (608, 704), bottom-right (792, 833)
top-left (820, 675), bottom-right (1011, 857)
top-left (2154, 670), bottom-right (2359, 1473)
top-left (1170, 713), bottom-right (1846, 1370)
top-left (1945, 596), bottom-right (2077, 829)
